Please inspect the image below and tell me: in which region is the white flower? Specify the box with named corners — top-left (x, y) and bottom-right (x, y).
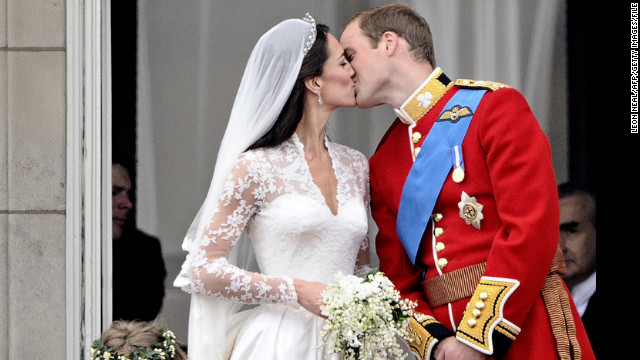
top-left (320, 270), bottom-right (417, 360)
top-left (344, 329), bottom-right (363, 348)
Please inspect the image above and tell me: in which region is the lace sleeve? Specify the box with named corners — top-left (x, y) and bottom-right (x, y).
top-left (189, 153), bottom-right (298, 305)
top-left (353, 150), bottom-right (372, 278)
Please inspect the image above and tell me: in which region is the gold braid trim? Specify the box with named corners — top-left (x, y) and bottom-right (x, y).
top-left (495, 322), bottom-right (519, 341)
top-left (454, 79), bottom-right (510, 91)
top-left (402, 73), bottom-right (452, 123)
top-left (406, 315), bottom-right (438, 360)
top-left (456, 277), bottom-right (520, 354)
top-left (541, 246), bottom-right (582, 360)
top-left (395, 68), bottom-right (452, 126)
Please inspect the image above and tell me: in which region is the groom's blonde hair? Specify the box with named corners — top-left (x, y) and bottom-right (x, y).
top-left (348, 2), bottom-right (436, 66)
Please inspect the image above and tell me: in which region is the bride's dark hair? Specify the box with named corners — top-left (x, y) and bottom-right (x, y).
top-left (247, 24), bottom-right (330, 150)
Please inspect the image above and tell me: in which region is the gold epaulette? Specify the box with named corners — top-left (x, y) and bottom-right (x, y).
top-left (455, 79), bottom-right (510, 91)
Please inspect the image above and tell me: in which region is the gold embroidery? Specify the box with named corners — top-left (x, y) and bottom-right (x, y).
top-left (407, 315), bottom-right (439, 360)
top-left (454, 79), bottom-right (510, 91)
top-left (456, 277), bottom-right (520, 354)
top-left (438, 105), bottom-right (473, 123)
top-left (496, 322), bottom-right (518, 341)
top-left (403, 81), bottom-right (451, 123)
top-left (396, 68), bottom-right (453, 125)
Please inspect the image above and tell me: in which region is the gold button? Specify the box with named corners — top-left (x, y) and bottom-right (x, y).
top-left (472, 309), bottom-right (482, 318)
top-left (467, 318), bottom-right (477, 327)
top-left (437, 258), bottom-right (448, 269)
top-left (479, 292), bottom-right (488, 300)
top-left (413, 147), bottom-right (421, 157)
top-left (435, 242), bottom-right (445, 252)
top-left (434, 227), bottom-right (444, 237)
top-left (412, 131), bottom-right (422, 144)
top-left (432, 213), bottom-right (443, 222)
top-left (475, 301), bottom-right (485, 310)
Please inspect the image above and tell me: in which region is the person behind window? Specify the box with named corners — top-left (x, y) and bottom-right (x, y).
top-left (558, 181), bottom-right (597, 357)
top-left (112, 162), bottom-right (167, 322)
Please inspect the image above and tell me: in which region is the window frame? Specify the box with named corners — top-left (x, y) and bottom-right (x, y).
top-left (65, 0), bottom-right (112, 358)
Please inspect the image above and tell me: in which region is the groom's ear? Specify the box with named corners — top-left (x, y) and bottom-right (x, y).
top-left (381, 31), bottom-right (398, 56)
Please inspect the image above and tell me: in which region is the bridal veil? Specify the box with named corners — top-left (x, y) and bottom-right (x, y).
top-left (173, 15), bottom-right (318, 360)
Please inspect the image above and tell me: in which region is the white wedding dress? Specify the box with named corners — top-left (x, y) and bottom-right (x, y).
top-left (185, 133), bottom-right (370, 360)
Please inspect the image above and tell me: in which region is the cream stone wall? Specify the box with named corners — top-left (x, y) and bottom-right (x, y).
top-left (0, 0), bottom-right (67, 358)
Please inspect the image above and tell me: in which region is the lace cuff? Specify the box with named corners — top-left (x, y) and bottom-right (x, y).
top-left (281, 276), bottom-right (298, 305)
top-left (191, 256), bottom-right (298, 306)
top-left (355, 264), bottom-right (374, 278)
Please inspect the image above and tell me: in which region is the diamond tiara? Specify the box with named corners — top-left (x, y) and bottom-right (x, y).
top-left (302, 13), bottom-right (317, 56)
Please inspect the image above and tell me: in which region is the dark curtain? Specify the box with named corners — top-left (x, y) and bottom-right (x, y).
top-left (566, 0), bottom-right (595, 192)
top-left (111, 1), bottom-right (138, 225)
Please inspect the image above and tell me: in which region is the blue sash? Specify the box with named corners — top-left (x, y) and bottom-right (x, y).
top-left (396, 88), bottom-right (487, 265)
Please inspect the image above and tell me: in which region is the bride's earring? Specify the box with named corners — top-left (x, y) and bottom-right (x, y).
top-left (318, 91), bottom-right (323, 105)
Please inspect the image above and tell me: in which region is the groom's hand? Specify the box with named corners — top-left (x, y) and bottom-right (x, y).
top-left (433, 337), bottom-right (487, 360)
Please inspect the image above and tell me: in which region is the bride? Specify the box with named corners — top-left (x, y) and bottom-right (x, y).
top-left (174, 14), bottom-right (371, 360)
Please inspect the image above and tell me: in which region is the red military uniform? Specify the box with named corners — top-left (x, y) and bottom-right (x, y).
top-left (370, 68), bottom-right (594, 359)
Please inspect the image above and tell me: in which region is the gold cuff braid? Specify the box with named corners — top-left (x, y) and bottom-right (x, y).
top-left (406, 315), bottom-right (438, 360)
top-left (456, 277), bottom-right (520, 354)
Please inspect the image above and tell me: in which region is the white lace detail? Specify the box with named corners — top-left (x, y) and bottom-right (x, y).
top-left (188, 134), bottom-right (370, 306)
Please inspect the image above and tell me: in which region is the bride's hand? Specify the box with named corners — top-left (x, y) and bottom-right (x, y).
top-left (293, 279), bottom-right (327, 318)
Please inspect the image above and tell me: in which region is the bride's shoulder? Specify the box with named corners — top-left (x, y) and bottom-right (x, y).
top-left (227, 149), bottom-right (276, 183)
top-left (235, 145), bottom-right (288, 168)
top-left (235, 149), bottom-right (260, 164)
top-left (232, 148), bottom-right (270, 171)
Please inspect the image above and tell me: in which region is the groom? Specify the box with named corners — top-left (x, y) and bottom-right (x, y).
top-left (340, 3), bottom-right (594, 360)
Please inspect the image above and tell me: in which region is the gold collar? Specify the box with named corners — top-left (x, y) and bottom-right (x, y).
top-left (394, 67), bottom-right (453, 126)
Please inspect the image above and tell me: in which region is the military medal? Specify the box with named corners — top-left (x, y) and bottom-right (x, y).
top-left (451, 145), bottom-right (465, 183)
top-left (452, 166), bottom-right (465, 183)
top-left (458, 191), bottom-right (483, 229)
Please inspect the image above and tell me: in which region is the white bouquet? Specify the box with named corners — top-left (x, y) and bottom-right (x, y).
top-left (320, 268), bottom-right (417, 360)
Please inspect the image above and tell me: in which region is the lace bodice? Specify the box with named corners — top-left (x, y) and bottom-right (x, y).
top-left (185, 134), bottom-right (370, 306)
